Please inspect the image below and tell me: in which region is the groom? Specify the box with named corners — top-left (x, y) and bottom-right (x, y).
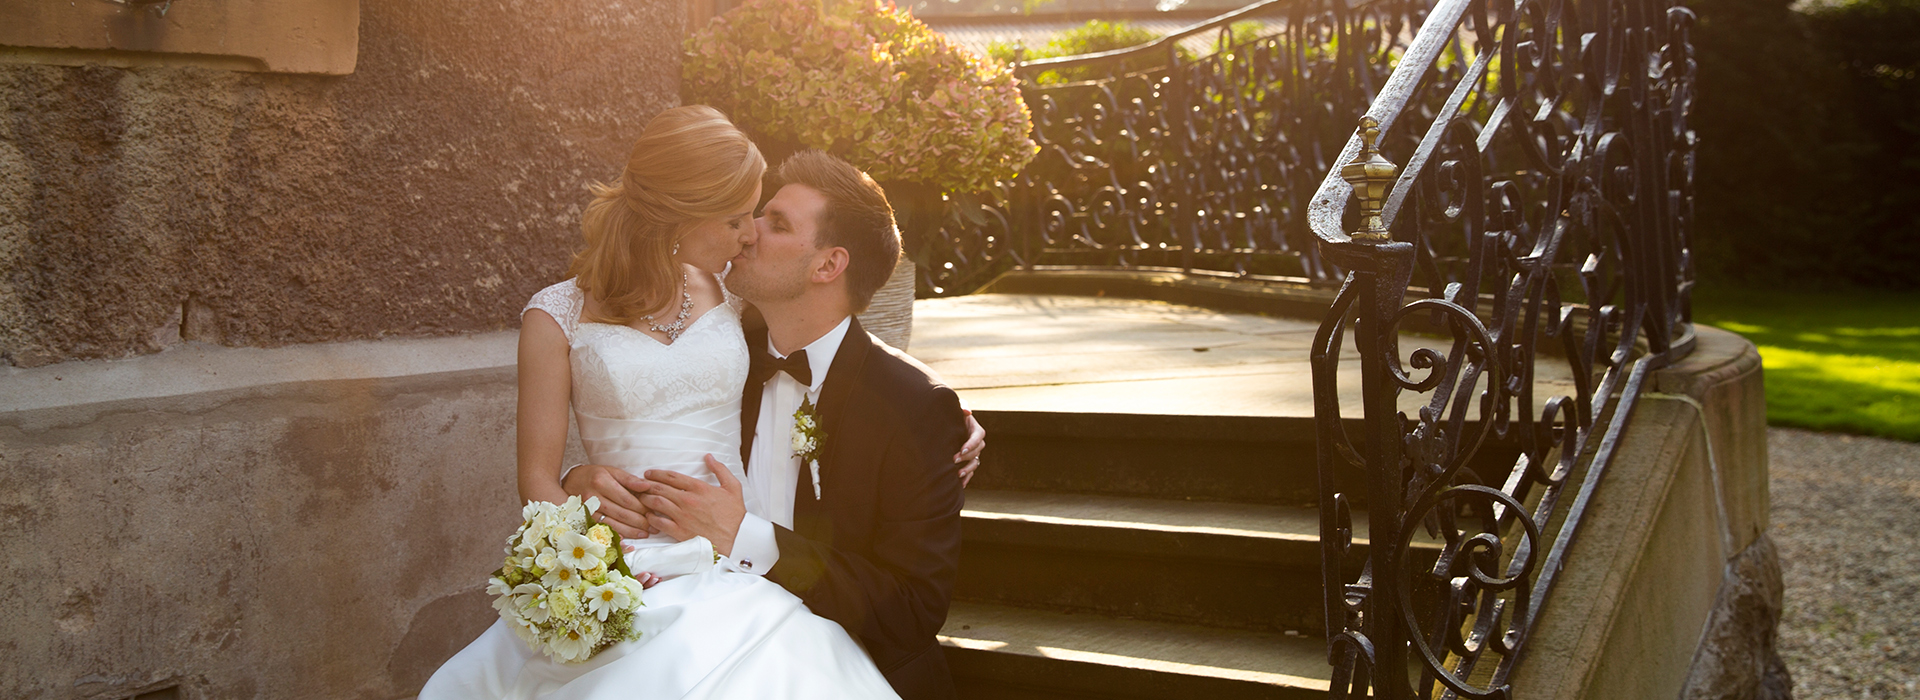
top-left (565, 151), bottom-right (968, 699)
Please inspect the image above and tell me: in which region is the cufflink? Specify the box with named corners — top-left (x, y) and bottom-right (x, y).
top-left (739, 559), bottom-right (754, 571)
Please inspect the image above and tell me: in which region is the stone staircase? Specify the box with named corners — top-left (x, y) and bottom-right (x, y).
top-left (937, 410), bottom-right (1342, 699)
top-left (937, 409), bottom-right (1505, 698)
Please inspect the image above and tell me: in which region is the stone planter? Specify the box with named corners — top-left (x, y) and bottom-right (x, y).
top-left (859, 179), bottom-right (944, 351)
top-left (858, 256), bottom-right (917, 350)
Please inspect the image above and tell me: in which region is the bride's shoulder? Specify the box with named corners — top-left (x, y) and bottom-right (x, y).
top-left (523, 278), bottom-right (586, 340)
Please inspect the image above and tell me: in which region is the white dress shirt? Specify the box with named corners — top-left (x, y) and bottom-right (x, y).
top-left (727, 316), bottom-right (852, 576)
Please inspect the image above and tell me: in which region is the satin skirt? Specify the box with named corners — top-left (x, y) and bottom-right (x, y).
top-left (418, 403), bottom-right (898, 700)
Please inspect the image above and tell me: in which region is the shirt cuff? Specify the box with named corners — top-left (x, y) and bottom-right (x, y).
top-left (724, 513), bottom-right (780, 576)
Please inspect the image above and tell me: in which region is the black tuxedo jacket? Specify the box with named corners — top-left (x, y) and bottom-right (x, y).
top-left (740, 316), bottom-right (967, 700)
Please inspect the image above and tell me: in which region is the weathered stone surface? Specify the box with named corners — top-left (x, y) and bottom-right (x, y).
top-left (0, 0), bottom-right (683, 368)
top-left (1507, 324), bottom-right (1774, 700)
top-left (1683, 535), bottom-right (1794, 700)
top-left (0, 331), bottom-right (569, 700)
top-left (1657, 325), bottom-right (1772, 555)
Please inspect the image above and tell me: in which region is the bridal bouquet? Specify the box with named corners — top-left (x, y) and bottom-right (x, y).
top-left (487, 496), bottom-right (645, 662)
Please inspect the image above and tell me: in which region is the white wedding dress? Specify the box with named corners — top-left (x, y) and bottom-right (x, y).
top-left (419, 277), bottom-right (900, 700)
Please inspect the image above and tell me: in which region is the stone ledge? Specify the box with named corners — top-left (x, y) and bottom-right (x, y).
top-left (0, 0), bottom-right (359, 74)
top-left (0, 332), bottom-right (518, 431)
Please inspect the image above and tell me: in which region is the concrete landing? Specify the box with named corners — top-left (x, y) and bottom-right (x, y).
top-left (913, 293), bottom-right (1580, 418)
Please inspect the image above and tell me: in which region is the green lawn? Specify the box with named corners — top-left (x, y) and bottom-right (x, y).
top-left (1693, 288), bottom-right (1920, 442)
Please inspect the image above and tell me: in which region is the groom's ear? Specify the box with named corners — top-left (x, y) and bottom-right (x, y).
top-left (810, 247), bottom-right (851, 286)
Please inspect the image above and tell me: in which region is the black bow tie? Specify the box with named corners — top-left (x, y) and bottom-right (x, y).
top-left (750, 347), bottom-right (812, 387)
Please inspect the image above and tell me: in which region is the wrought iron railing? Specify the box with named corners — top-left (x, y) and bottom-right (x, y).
top-left (1305, 0), bottom-right (1697, 695)
top-left (921, 0), bottom-right (1696, 693)
top-left (916, 0), bottom-right (1445, 294)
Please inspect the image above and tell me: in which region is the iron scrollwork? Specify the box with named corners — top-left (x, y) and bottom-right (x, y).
top-left (917, 0), bottom-right (1445, 294)
top-left (1308, 0), bottom-right (1697, 695)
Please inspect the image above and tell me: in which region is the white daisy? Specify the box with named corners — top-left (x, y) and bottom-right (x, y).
top-left (558, 496), bottom-right (591, 530)
top-left (548, 618), bottom-right (601, 662)
top-left (542, 562), bottom-right (585, 590)
top-left (510, 583), bottom-right (550, 624)
top-left (506, 610), bottom-right (541, 646)
top-left (488, 576), bottom-right (516, 614)
top-left (554, 531), bottom-right (606, 571)
top-left (584, 580), bottom-right (632, 621)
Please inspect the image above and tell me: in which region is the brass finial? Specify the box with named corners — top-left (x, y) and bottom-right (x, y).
top-left (1340, 116), bottom-right (1397, 242)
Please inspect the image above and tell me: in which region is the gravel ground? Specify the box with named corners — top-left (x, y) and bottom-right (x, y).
top-left (1769, 428), bottom-right (1920, 698)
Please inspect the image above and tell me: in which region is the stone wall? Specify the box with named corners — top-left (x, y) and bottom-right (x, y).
top-left (0, 0), bottom-right (684, 368)
top-left (0, 332), bottom-right (580, 699)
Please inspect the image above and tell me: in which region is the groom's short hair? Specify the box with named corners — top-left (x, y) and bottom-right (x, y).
top-left (777, 151), bottom-right (901, 313)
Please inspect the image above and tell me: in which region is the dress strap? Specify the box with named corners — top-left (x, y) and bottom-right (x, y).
top-left (523, 279), bottom-right (585, 343)
top-left (717, 262), bottom-right (747, 314)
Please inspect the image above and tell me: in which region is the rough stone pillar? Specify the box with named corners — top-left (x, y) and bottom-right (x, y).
top-left (1682, 535), bottom-right (1795, 700)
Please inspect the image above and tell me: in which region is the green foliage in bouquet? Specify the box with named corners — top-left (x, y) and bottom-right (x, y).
top-left (683, 0), bottom-right (1038, 194)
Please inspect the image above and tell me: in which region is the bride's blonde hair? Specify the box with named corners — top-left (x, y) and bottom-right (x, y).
top-left (570, 105), bottom-right (765, 325)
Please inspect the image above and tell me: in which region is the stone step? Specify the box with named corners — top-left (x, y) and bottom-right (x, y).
top-left (957, 489), bottom-right (1329, 633)
top-left (968, 411), bottom-right (1330, 506)
top-left (940, 601), bottom-right (1331, 700)
top-left (969, 410), bottom-right (1519, 509)
top-left (956, 489), bottom-right (1436, 634)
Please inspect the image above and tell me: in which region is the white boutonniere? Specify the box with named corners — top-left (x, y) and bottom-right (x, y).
top-left (791, 396), bottom-right (826, 499)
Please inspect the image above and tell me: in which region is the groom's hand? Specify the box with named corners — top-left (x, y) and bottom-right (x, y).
top-left (561, 464), bottom-right (654, 539)
top-left (638, 455), bottom-right (747, 557)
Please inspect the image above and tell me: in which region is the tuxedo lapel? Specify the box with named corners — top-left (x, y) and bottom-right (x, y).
top-left (739, 323), bottom-right (768, 470)
top-left (793, 317), bottom-right (872, 523)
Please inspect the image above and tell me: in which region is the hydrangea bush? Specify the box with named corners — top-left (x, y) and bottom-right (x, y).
top-left (683, 0), bottom-right (1037, 194)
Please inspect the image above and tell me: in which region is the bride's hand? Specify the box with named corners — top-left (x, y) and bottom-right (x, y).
top-left (954, 408), bottom-right (985, 488)
top-left (562, 464), bottom-right (655, 539)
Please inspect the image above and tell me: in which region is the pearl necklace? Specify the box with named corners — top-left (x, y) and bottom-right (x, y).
top-left (645, 270), bottom-right (695, 341)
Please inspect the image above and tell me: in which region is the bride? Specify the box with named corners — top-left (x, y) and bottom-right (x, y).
top-left (419, 106), bottom-right (981, 699)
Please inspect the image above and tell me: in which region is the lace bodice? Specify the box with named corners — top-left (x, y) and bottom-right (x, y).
top-left (523, 277), bottom-right (749, 423)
